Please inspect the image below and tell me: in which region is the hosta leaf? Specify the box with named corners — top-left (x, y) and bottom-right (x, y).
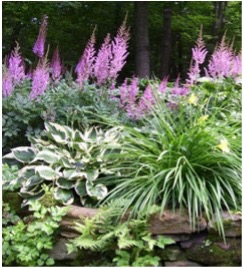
top-left (12, 147), bottom-right (36, 163)
top-left (73, 130), bottom-right (84, 142)
top-left (54, 188), bottom-right (74, 205)
top-left (86, 181), bottom-right (108, 200)
top-left (56, 177), bottom-right (74, 189)
top-left (60, 157), bottom-right (74, 168)
top-left (45, 122), bottom-right (73, 143)
top-left (75, 179), bottom-right (87, 197)
top-left (63, 169), bottom-right (86, 180)
top-left (33, 150), bottom-right (60, 164)
top-left (20, 185), bottom-right (43, 198)
top-left (19, 166), bottom-right (37, 178)
top-left (36, 166), bottom-right (59, 181)
top-left (2, 152), bottom-right (21, 166)
top-left (86, 170), bottom-right (99, 181)
top-left (25, 175), bottom-right (44, 188)
top-left (21, 191), bottom-right (45, 207)
top-left (71, 142), bottom-right (88, 152)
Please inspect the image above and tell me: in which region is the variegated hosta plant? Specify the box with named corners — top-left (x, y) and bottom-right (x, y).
top-left (3, 122), bottom-right (121, 206)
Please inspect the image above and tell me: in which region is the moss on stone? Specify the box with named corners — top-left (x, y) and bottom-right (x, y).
top-left (185, 238), bottom-right (241, 266)
top-left (3, 192), bottom-right (22, 212)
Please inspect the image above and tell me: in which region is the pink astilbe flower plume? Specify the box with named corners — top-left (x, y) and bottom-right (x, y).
top-left (93, 33), bottom-right (112, 85)
top-left (109, 15), bottom-right (130, 82)
top-left (2, 68), bottom-right (14, 97)
top-left (30, 56), bottom-right (50, 100)
top-left (171, 76), bottom-right (189, 96)
top-left (33, 15), bottom-right (48, 58)
top-left (75, 27), bottom-right (96, 86)
top-left (159, 76), bottom-right (169, 93)
top-left (187, 27), bottom-right (208, 84)
top-left (138, 84), bottom-right (155, 113)
top-left (231, 51), bottom-right (242, 78)
top-left (50, 47), bottom-right (62, 82)
top-left (206, 33), bottom-right (233, 79)
top-left (8, 42), bottom-right (25, 83)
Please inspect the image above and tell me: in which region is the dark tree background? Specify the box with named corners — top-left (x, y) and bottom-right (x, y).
top-left (2, 1), bottom-right (242, 81)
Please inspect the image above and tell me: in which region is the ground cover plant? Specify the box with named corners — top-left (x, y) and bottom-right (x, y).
top-left (2, 12), bottom-right (242, 267)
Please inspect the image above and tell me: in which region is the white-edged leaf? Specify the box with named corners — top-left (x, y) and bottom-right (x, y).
top-left (32, 150), bottom-right (60, 164)
top-left (12, 147), bottom-right (36, 163)
top-left (36, 166), bottom-right (59, 181)
top-left (54, 188), bottom-right (74, 205)
top-left (56, 177), bottom-right (74, 189)
top-left (63, 169), bottom-right (86, 180)
top-left (86, 181), bottom-right (108, 200)
top-left (75, 179), bottom-right (87, 196)
top-left (86, 170), bottom-right (99, 181)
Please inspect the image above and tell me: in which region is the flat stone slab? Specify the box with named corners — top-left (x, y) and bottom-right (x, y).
top-left (149, 210), bottom-right (207, 234)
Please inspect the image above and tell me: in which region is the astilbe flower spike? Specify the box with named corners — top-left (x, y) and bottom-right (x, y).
top-left (206, 33), bottom-right (233, 79)
top-left (2, 69), bottom-right (14, 97)
top-left (50, 47), bottom-right (62, 82)
top-left (159, 76), bottom-right (169, 93)
top-left (171, 76), bottom-right (189, 96)
top-left (93, 33), bottom-right (112, 86)
top-left (109, 16), bottom-right (130, 82)
top-left (75, 27), bottom-right (96, 86)
top-left (138, 84), bottom-right (155, 113)
top-left (33, 15), bottom-right (48, 58)
top-left (8, 42), bottom-right (25, 83)
top-left (187, 27), bottom-right (208, 84)
top-left (30, 57), bottom-right (49, 100)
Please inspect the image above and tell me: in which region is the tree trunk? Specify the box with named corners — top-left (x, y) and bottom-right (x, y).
top-left (134, 1), bottom-right (150, 78)
top-left (160, 5), bottom-right (172, 79)
top-left (212, 1), bottom-right (227, 41)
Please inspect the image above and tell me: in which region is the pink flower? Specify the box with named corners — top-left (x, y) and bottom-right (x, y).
top-left (2, 69), bottom-right (14, 97)
top-left (159, 76), bottom-right (168, 93)
top-left (187, 28), bottom-right (208, 84)
top-left (75, 28), bottom-right (96, 86)
top-left (138, 84), bottom-right (155, 112)
top-left (93, 34), bottom-right (111, 85)
top-left (207, 34), bottom-right (233, 78)
top-left (109, 17), bottom-right (130, 82)
top-left (171, 77), bottom-right (190, 96)
top-left (8, 42), bottom-right (25, 83)
top-left (30, 59), bottom-right (49, 100)
top-left (50, 47), bottom-right (62, 82)
top-left (33, 15), bottom-right (48, 58)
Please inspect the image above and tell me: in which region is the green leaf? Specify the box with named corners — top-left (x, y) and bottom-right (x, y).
top-left (86, 181), bottom-right (108, 200)
top-left (63, 169), bottom-right (86, 180)
top-left (54, 188), bottom-right (74, 205)
top-left (86, 170), bottom-right (99, 181)
top-left (25, 175), bottom-right (44, 188)
top-left (56, 177), bottom-right (74, 189)
top-left (33, 150), bottom-right (60, 164)
top-left (12, 147), bottom-right (36, 163)
top-left (155, 235), bottom-right (175, 249)
top-left (36, 166), bottom-right (59, 181)
top-left (75, 179), bottom-right (87, 196)
top-left (46, 258), bottom-right (55, 266)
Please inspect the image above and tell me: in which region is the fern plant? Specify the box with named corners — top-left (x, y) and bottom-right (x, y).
top-left (66, 200), bottom-right (174, 267)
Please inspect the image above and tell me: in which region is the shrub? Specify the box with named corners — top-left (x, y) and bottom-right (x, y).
top-left (3, 122), bottom-right (121, 206)
top-left (102, 91), bottom-right (241, 236)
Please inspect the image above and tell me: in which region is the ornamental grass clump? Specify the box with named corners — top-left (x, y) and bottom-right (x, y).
top-left (103, 92), bottom-right (241, 236)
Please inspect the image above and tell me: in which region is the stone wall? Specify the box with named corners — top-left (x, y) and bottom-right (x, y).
top-left (49, 206), bottom-right (242, 267)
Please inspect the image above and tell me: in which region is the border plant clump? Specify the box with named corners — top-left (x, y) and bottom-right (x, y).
top-left (2, 13), bottom-right (242, 267)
